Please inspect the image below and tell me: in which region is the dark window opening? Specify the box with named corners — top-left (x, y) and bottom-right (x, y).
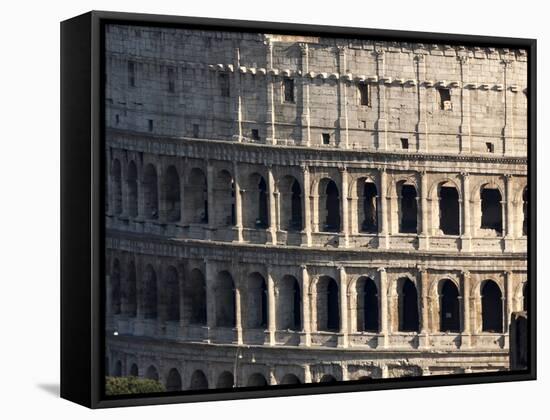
top-left (486, 142), bottom-right (494, 153)
top-left (358, 83), bottom-right (370, 106)
top-left (247, 274), bottom-right (268, 329)
top-left (400, 138), bottom-right (409, 150)
top-left (115, 114), bottom-right (120, 125)
top-left (481, 280), bottom-right (503, 333)
top-left (190, 370), bottom-right (209, 390)
top-left (216, 272), bottom-right (236, 328)
top-left (399, 279), bottom-right (419, 332)
top-left (166, 369), bottom-right (182, 392)
top-left (361, 182), bottom-right (378, 233)
top-left (281, 374), bottom-right (301, 385)
top-left (251, 129), bottom-right (260, 141)
top-left (439, 186), bottom-right (460, 235)
top-left (188, 269), bottom-right (207, 325)
top-left (111, 260), bottom-right (121, 315)
top-left (438, 87), bottom-right (451, 110)
top-left (216, 372), bottom-right (234, 389)
top-left (290, 180), bottom-right (303, 231)
top-left (143, 164), bottom-right (159, 220)
top-left (148, 119), bottom-right (153, 132)
top-left (143, 266), bottom-right (158, 319)
top-left (326, 279), bottom-right (340, 332)
top-left (260, 279), bottom-right (268, 328)
top-left (114, 361), bottom-right (122, 377)
top-left (292, 279), bottom-right (302, 330)
top-left (185, 168), bottom-right (208, 224)
top-left (128, 61), bottom-right (135, 87)
top-left (440, 280), bottom-right (460, 332)
top-left (256, 177), bottom-right (268, 228)
top-left (230, 180), bottom-right (236, 226)
top-left (146, 366), bottom-right (159, 381)
top-left (480, 188), bottom-right (503, 233)
top-left (523, 282), bottom-right (528, 312)
top-left (167, 67), bottom-right (175, 92)
top-left (522, 187), bottom-right (528, 236)
top-left (112, 159), bottom-right (122, 215)
top-left (219, 73), bottom-right (230, 97)
top-left (124, 262), bottom-right (137, 317)
top-left (129, 364), bottom-right (139, 377)
top-left (322, 133), bottom-right (331, 145)
top-left (163, 166), bottom-right (181, 222)
top-left (283, 78), bottom-right (295, 102)
top-left (193, 123), bottom-right (200, 138)
top-left (324, 180), bottom-right (341, 232)
top-left (127, 161), bottom-right (138, 218)
top-left (165, 267), bottom-right (180, 322)
top-left (359, 278), bottom-right (379, 332)
top-left (399, 184), bottom-right (418, 234)
top-left (247, 373), bottom-right (268, 387)
top-left (320, 374), bottom-right (337, 383)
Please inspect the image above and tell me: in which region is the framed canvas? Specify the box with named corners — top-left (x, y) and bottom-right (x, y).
top-left (60, 10), bottom-right (536, 408)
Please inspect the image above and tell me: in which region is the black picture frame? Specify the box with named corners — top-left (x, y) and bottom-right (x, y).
top-left (61, 10), bottom-right (536, 409)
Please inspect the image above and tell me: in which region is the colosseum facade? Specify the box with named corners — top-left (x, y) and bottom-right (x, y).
top-left (104, 24), bottom-right (528, 392)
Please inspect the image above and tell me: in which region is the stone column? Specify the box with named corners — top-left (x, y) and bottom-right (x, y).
top-left (299, 264), bottom-right (311, 346)
top-left (268, 166), bottom-right (278, 245)
top-left (415, 54), bottom-right (429, 152)
top-left (301, 165), bottom-right (312, 245)
top-left (338, 265), bottom-right (349, 347)
top-left (375, 49), bottom-right (388, 150)
top-left (418, 268), bottom-right (430, 348)
top-left (505, 271), bottom-right (514, 334)
top-left (378, 267), bottom-right (389, 348)
top-left (303, 364), bottom-right (312, 383)
top-left (461, 172), bottom-right (472, 251)
top-left (299, 43), bottom-right (311, 146)
top-left (339, 166), bottom-right (349, 247)
top-left (268, 366), bottom-right (277, 385)
top-left (504, 174), bottom-right (515, 252)
top-left (378, 168), bottom-right (389, 249)
top-left (206, 162), bottom-right (215, 239)
top-left (337, 46), bottom-right (349, 149)
top-left (419, 171), bottom-right (429, 250)
top-left (267, 266), bottom-right (276, 345)
top-left (461, 270), bottom-right (471, 348)
top-left (204, 258), bottom-right (216, 342)
top-left (233, 161), bottom-right (244, 242)
top-left (265, 39), bottom-right (276, 145)
top-left (234, 279), bottom-right (243, 345)
top-left (233, 46), bottom-right (243, 142)
top-left (458, 55), bottom-right (471, 153)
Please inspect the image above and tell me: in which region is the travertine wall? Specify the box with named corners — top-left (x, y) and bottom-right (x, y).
top-left (104, 24), bottom-right (528, 391)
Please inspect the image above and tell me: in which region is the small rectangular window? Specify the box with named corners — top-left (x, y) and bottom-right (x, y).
top-left (400, 138), bottom-right (409, 150)
top-left (219, 73), bottom-right (230, 97)
top-left (115, 114), bottom-right (120, 125)
top-left (148, 119), bottom-right (153, 132)
top-left (251, 129), bottom-right (260, 141)
top-left (128, 61), bottom-right (135, 87)
top-left (167, 67), bottom-right (175, 93)
top-left (322, 133), bottom-right (331, 145)
top-left (283, 78), bottom-right (295, 103)
top-left (486, 142), bottom-right (494, 153)
top-left (438, 88), bottom-right (452, 110)
top-left (358, 83), bottom-right (370, 106)
top-left (193, 124), bottom-right (200, 138)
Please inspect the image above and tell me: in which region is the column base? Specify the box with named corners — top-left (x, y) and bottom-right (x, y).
top-left (298, 332), bottom-right (311, 347)
top-left (268, 228), bottom-right (277, 245)
top-left (377, 333), bottom-right (389, 349)
top-left (337, 333), bottom-right (348, 348)
top-left (460, 333), bottom-right (471, 349)
top-left (418, 235), bottom-right (430, 251)
top-left (378, 233), bottom-right (389, 250)
top-left (504, 237), bottom-right (515, 252)
top-left (418, 332), bottom-right (430, 349)
top-left (460, 236), bottom-right (472, 252)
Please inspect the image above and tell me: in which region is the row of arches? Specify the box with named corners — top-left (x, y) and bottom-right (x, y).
top-left (110, 260), bottom-right (527, 334)
top-left (109, 159), bottom-right (528, 237)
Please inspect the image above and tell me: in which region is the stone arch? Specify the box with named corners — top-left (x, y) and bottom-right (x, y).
top-left (397, 180), bottom-right (418, 234)
top-left (398, 277), bottom-right (419, 332)
top-left (244, 172), bottom-right (268, 229)
top-left (439, 279), bottom-right (461, 332)
top-left (276, 275), bottom-right (301, 330)
top-left (129, 363), bottom-right (139, 377)
top-left (432, 180), bottom-right (460, 236)
top-left (245, 272), bottom-right (268, 329)
top-left (163, 265), bottom-right (180, 322)
top-left (185, 268), bottom-right (207, 325)
top-left (146, 365), bottom-right (159, 381)
top-left (111, 259), bottom-right (121, 315)
top-left (189, 370), bottom-right (209, 390)
top-left (247, 373), bottom-right (268, 387)
top-left (216, 371), bottom-right (234, 389)
top-left (143, 264), bottom-right (158, 319)
top-left (162, 165), bottom-right (181, 222)
top-left (479, 183), bottom-right (503, 235)
top-left (213, 169), bottom-right (235, 227)
top-left (143, 163), bottom-right (159, 220)
top-left (279, 175), bottom-right (303, 231)
top-left (316, 276), bottom-right (340, 332)
top-left (111, 158), bottom-right (123, 215)
top-left (356, 277), bottom-right (379, 332)
top-left (166, 368), bottom-right (182, 392)
top-left (123, 260), bottom-right (137, 317)
top-left (215, 271), bottom-right (236, 327)
top-left (127, 160), bottom-right (138, 217)
top-left (280, 373), bottom-right (301, 385)
top-left (319, 374), bottom-right (337, 383)
top-left (318, 178), bottom-right (340, 232)
top-left (184, 168), bottom-right (208, 224)
top-left (481, 280), bottom-right (503, 333)
top-left (356, 177), bottom-right (378, 233)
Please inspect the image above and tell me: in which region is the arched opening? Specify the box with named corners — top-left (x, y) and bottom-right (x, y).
top-left (291, 179), bottom-right (303, 230)
top-left (523, 282), bottom-right (528, 312)
top-left (356, 277), bottom-right (379, 332)
top-left (129, 363), bottom-right (139, 377)
top-left (480, 187), bottom-right (503, 234)
top-left (166, 368), bottom-right (182, 392)
top-left (280, 176), bottom-right (303, 231)
top-left (280, 374), bottom-right (301, 385)
top-left (145, 365), bottom-right (159, 381)
top-left (186, 268), bottom-right (206, 325)
top-left (481, 280), bottom-right (503, 333)
top-left (316, 276), bottom-right (340, 332)
top-left (111, 159), bottom-right (123, 215)
top-left (185, 168), bottom-right (208, 224)
top-left (124, 261), bottom-right (137, 317)
top-left (359, 181), bottom-right (378, 233)
top-left (143, 164), bottom-right (159, 220)
top-left (439, 185), bottom-right (460, 235)
top-left (320, 374), bottom-right (337, 383)
top-left (216, 371), bottom-right (234, 389)
top-left (127, 161), bottom-right (138, 217)
top-left (215, 271), bottom-right (236, 327)
top-left (114, 360), bottom-right (122, 377)
top-left (277, 275), bottom-right (301, 331)
top-left (143, 265), bottom-right (158, 319)
top-left (439, 280), bottom-right (460, 332)
top-left (247, 373), bottom-right (268, 387)
top-left (189, 370), bottom-right (209, 390)
top-left (522, 187), bottom-right (529, 236)
top-left (164, 266), bottom-right (180, 322)
top-left (214, 170), bottom-right (235, 227)
top-left (320, 179), bottom-right (341, 232)
top-left (399, 182), bottom-right (418, 234)
top-left (398, 278), bottom-right (419, 332)
top-left (111, 259), bottom-right (121, 315)
top-left (246, 273), bottom-right (267, 329)
top-left (162, 165), bottom-right (181, 222)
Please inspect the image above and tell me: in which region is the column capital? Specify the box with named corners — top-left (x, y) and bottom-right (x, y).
top-left (460, 171), bottom-right (470, 178)
top-left (461, 270), bottom-right (471, 279)
top-left (300, 264), bottom-right (308, 271)
top-left (414, 53), bottom-right (425, 62)
top-left (377, 267), bottom-right (386, 273)
top-left (501, 59), bottom-right (513, 68)
top-left (374, 49), bottom-right (385, 59)
top-left (337, 265), bottom-right (346, 274)
top-left (377, 166), bottom-right (387, 173)
top-left (504, 173), bottom-right (513, 180)
top-left (338, 165), bottom-right (347, 173)
top-left (458, 55), bottom-right (469, 65)
top-left (417, 265), bottom-right (427, 274)
top-left (298, 42), bottom-right (308, 54)
top-left (300, 164), bottom-right (309, 174)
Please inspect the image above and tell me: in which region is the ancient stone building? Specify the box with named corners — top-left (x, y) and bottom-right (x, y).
top-left (104, 24), bottom-right (528, 391)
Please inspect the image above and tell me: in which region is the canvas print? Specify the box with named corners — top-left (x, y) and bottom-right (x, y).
top-left (104, 23), bottom-right (529, 396)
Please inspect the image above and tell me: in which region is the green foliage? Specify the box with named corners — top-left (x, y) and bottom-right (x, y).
top-left (105, 376), bottom-right (165, 395)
